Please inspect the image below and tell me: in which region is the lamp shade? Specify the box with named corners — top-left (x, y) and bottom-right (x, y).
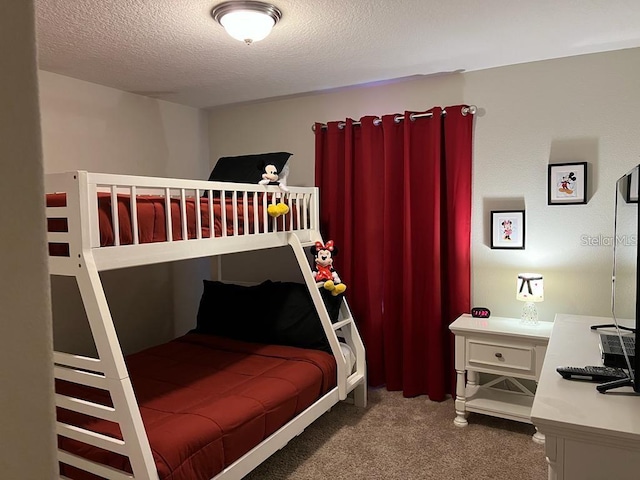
top-left (212, 1), bottom-right (282, 44)
top-left (516, 273), bottom-right (544, 302)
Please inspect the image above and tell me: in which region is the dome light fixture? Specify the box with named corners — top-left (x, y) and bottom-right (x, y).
top-left (212, 1), bottom-right (282, 45)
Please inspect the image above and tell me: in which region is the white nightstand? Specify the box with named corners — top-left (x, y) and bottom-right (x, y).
top-left (449, 314), bottom-right (553, 443)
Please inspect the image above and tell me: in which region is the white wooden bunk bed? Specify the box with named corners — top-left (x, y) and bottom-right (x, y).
top-left (46, 171), bottom-right (367, 480)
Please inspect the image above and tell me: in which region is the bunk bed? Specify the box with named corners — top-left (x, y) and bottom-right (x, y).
top-left (46, 171), bottom-right (367, 480)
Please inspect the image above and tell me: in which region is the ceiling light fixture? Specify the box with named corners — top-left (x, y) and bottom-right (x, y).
top-left (211, 1), bottom-right (282, 45)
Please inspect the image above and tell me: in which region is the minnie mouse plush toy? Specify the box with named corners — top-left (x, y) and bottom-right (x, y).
top-left (310, 240), bottom-right (346, 296)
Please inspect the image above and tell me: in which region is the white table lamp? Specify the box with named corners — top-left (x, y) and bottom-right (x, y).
top-left (517, 273), bottom-right (544, 325)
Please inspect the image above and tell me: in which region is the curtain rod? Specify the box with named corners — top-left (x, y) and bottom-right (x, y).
top-left (312, 105), bottom-right (477, 131)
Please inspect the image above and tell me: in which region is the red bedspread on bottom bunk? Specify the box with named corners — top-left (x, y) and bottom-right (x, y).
top-left (57, 333), bottom-right (337, 480)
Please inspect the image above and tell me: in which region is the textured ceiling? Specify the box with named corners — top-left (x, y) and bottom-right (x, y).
top-left (35, 0), bottom-right (640, 109)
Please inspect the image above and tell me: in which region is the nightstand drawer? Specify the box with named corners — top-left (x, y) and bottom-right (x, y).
top-left (467, 339), bottom-right (534, 373)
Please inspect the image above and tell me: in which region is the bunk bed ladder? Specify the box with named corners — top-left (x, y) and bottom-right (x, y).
top-left (288, 232), bottom-right (367, 408)
top-left (50, 172), bottom-right (159, 479)
top-left (54, 259), bottom-right (159, 479)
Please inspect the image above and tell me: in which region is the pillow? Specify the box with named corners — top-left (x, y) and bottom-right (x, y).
top-left (266, 281), bottom-right (332, 352)
top-left (195, 280), bottom-right (340, 353)
top-left (207, 152), bottom-right (292, 184)
top-left (195, 280), bottom-right (273, 343)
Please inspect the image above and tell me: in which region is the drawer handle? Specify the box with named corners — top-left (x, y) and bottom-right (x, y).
top-left (495, 352), bottom-right (503, 359)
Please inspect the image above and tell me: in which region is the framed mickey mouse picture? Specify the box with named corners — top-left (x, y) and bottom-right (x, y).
top-left (491, 210), bottom-right (525, 249)
top-left (548, 162), bottom-right (588, 205)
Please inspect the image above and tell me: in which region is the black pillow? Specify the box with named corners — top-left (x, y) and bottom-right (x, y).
top-left (266, 281), bottom-right (332, 353)
top-left (207, 152), bottom-right (292, 184)
top-left (195, 280), bottom-right (273, 343)
top-left (195, 279), bottom-right (340, 353)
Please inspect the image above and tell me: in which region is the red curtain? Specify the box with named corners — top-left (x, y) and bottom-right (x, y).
top-left (314, 106), bottom-right (473, 400)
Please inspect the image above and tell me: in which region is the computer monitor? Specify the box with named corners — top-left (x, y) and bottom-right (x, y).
top-left (598, 164), bottom-right (640, 393)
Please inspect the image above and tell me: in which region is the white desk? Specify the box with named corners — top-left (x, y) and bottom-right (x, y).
top-left (450, 314), bottom-right (553, 442)
top-left (531, 313), bottom-right (640, 480)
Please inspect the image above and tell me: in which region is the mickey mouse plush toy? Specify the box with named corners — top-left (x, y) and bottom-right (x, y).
top-left (258, 161), bottom-right (290, 217)
top-left (310, 240), bottom-right (347, 296)
top-left (259, 162), bottom-right (289, 192)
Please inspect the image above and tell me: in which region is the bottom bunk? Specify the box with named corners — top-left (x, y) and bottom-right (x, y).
top-left (54, 273), bottom-right (365, 480)
top-left (57, 333), bottom-right (341, 480)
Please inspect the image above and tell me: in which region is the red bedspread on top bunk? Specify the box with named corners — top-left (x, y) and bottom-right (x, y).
top-left (47, 192), bottom-right (293, 254)
top-left (57, 333), bottom-right (336, 480)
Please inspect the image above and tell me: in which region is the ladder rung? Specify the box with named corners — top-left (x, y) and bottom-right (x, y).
top-left (58, 450), bottom-right (133, 480)
top-left (54, 365), bottom-right (107, 390)
top-left (347, 372), bottom-right (365, 389)
top-left (57, 422), bottom-right (127, 455)
top-left (56, 394), bottom-right (117, 422)
top-left (332, 318), bottom-right (353, 330)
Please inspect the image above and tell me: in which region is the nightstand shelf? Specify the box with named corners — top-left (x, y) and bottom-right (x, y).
top-left (464, 382), bottom-right (535, 423)
top-left (449, 314), bottom-right (553, 442)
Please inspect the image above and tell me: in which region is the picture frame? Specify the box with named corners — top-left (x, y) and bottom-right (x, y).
top-left (626, 170), bottom-right (638, 203)
top-left (547, 162), bottom-right (588, 205)
top-left (491, 210), bottom-right (525, 249)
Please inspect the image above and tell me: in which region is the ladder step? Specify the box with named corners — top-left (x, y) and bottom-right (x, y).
top-left (57, 422), bottom-right (127, 455)
top-left (347, 372), bottom-right (365, 389)
top-left (332, 318), bottom-right (353, 330)
top-left (56, 393), bottom-right (117, 422)
top-left (58, 450), bottom-right (134, 480)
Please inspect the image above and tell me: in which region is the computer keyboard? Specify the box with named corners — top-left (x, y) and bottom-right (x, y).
top-left (556, 365), bottom-right (629, 382)
top-left (599, 333), bottom-right (635, 368)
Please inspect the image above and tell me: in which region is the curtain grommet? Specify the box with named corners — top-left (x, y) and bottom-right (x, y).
top-left (462, 105), bottom-right (477, 116)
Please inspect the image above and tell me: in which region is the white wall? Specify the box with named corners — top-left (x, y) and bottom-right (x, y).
top-left (0, 1), bottom-right (57, 477)
top-left (467, 49), bottom-right (640, 322)
top-left (39, 72), bottom-right (211, 353)
top-left (209, 48), bottom-right (640, 323)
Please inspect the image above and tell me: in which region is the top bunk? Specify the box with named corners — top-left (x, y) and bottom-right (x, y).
top-left (45, 170), bottom-right (320, 274)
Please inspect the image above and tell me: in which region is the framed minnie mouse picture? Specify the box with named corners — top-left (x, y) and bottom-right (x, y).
top-left (548, 162), bottom-right (588, 205)
top-left (491, 210), bottom-right (525, 249)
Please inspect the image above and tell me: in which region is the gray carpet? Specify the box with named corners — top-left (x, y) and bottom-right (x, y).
top-left (245, 388), bottom-right (547, 480)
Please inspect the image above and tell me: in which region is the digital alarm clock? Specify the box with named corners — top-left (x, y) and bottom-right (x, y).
top-left (471, 307), bottom-right (491, 318)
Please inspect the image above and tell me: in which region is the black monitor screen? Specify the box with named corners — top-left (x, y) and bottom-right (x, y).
top-left (612, 164), bottom-right (640, 392)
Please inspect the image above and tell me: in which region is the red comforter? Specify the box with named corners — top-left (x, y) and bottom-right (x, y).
top-left (47, 192), bottom-right (294, 255)
top-left (57, 334), bottom-right (336, 480)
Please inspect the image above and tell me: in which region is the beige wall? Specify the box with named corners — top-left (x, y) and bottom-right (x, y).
top-left (0, 1), bottom-right (57, 477)
top-left (39, 72), bottom-right (211, 353)
top-left (209, 48), bottom-right (640, 323)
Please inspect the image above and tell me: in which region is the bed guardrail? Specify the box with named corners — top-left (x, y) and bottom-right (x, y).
top-left (45, 171), bottom-right (320, 272)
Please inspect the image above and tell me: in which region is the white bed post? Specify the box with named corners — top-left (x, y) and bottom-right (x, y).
top-left (73, 256), bottom-right (159, 480)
